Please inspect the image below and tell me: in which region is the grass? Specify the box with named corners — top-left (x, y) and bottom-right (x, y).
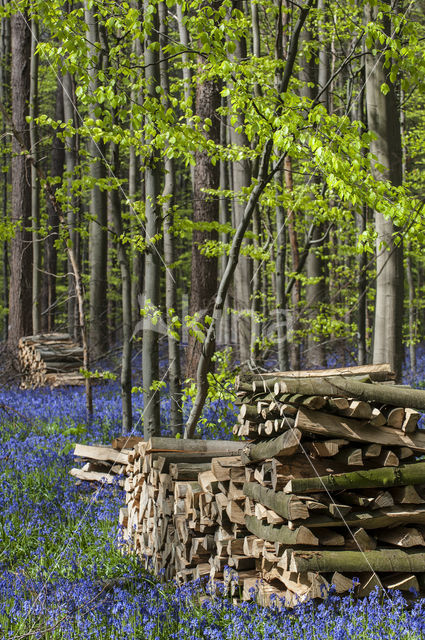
top-left (1, 383), bottom-right (425, 639)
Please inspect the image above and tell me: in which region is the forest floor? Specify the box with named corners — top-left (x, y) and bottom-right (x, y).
top-left (2, 373), bottom-right (425, 638)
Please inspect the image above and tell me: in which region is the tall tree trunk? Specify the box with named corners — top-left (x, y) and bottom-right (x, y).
top-left (0, 2), bottom-right (10, 341)
top-left (85, 2), bottom-right (108, 358)
top-left (285, 156), bottom-right (301, 369)
top-left (400, 89), bottom-right (415, 375)
top-left (42, 78), bottom-right (64, 333)
top-left (110, 125), bottom-right (133, 434)
top-left (8, 12), bottom-right (32, 348)
top-left (365, 2), bottom-right (403, 381)
top-left (300, 23), bottom-right (326, 368)
top-left (274, 0), bottom-right (289, 370)
top-left (129, 12), bottom-right (144, 329)
top-left (218, 102), bottom-right (231, 346)
top-left (30, 16), bottom-right (40, 334)
top-left (62, 69), bottom-right (79, 339)
top-left (159, 0), bottom-right (183, 435)
top-left (142, 0), bottom-right (162, 438)
top-left (229, 0), bottom-right (251, 363)
top-left (186, 63), bottom-right (220, 380)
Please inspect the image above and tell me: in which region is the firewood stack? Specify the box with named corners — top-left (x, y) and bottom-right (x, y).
top-left (19, 333), bottom-right (85, 388)
top-left (76, 363), bottom-right (425, 605)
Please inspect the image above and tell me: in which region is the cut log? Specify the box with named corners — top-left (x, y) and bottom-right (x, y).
top-left (370, 490), bottom-right (394, 510)
top-left (370, 407), bottom-right (386, 427)
top-left (390, 485), bottom-right (424, 504)
top-left (376, 526), bottom-right (425, 548)
top-left (295, 407), bottom-right (425, 452)
top-left (245, 515), bottom-right (319, 546)
top-left (327, 397), bottom-right (350, 411)
top-left (381, 406), bottom-right (405, 428)
top-left (402, 408), bottom-right (421, 434)
top-left (241, 429), bottom-right (301, 464)
top-left (243, 364), bottom-right (394, 381)
top-left (289, 505), bottom-right (425, 530)
top-left (333, 447), bottom-right (363, 467)
top-left (331, 572), bottom-right (355, 593)
top-left (364, 444), bottom-right (382, 458)
top-left (146, 437), bottom-right (243, 456)
top-left (243, 483), bottom-right (309, 520)
top-left (278, 377), bottom-right (425, 411)
top-left (286, 549), bottom-right (425, 573)
top-left (112, 436), bottom-right (143, 451)
top-left (342, 400), bottom-right (372, 420)
top-left (74, 444), bottom-right (128, 465)
top-left (284, 459), bottom-right (425, 494)
top-left (309, 439), bottom-right (348, 458)
top-left (351, 527), bottom-right (377, 551)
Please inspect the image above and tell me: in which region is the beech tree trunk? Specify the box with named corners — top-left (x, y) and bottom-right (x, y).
top-left (142, 0), bottom-right (161, 437)
top-left (62, 69), bottom-right (79, 339)
top-left (186, 56), bottom-right (220, 380)
top-left (365, 2), bottom-right (403, 381)
top-left (159, 1), bottom-right (183, 435)
top-left (42, 78), bottom-right (64, 333)
top-left (30, 17), bottom-right (40, 335)
top-left (110, 129), bottom-right (132, 435)
top-left (0, 4), bottom-right (10, 341)
top-left (229, 0), bottom-right (252, 363)
top-left (8, 12), bottom-right (32, 348)
top-left (85, 3), bottom-right (108, 359)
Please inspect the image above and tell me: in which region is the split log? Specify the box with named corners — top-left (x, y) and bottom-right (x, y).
top-left (376, 526), bottom-right (425, 548)
top-left (146, 437), bottom-right (243, 456)
top-left (74, 444), bottom-right (129, 465)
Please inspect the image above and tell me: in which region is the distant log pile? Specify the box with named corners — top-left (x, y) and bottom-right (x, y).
top-left (72, 364), bottom-right (425, 606)
top-left (19, 333), bottom-right (85, 388)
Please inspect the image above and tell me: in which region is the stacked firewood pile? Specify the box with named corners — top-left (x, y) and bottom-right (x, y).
top-left (73, 364), bottom-right (425, 605)
top-left (19, 333), bottom-right (85, 388)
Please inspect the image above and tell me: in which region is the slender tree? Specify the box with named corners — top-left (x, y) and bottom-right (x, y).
top-left (142, 0), bottom-right (162, 437)
top-left (0, 1), bottom-right (10, 341)
top-left (8, 11), bottom-right (32, 348)
top-left (159, 1), bottom-right (183, 435)
top-left (186, 55), bottom-right (221, 380)
top-left (365, 2), bottom-right (403, 380)
top-left (85, 1), bottom-right (108, 358)
top-left (30, 15), bottom-right (40, 335)
top-left (42, 78), bottom-right (64, 332)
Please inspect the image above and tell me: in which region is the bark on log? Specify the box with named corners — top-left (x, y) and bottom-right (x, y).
top-left (241, 429), bottom-right (301, 464)
top-left (285, 549), bottom-right (425, 573)
top-left (240, 363), bottom-right (394, 382)
top-left (289, 505), bottom-right (425, 529)
top-left (245, 515), bottom-right (318, 546)
top-left (243, 482), bottom-right (309, 520)
top-left (284, 459), bottom-right (425, 494)
top-left (295, 407), bottom-right (425, 452)
top-left (278, 377), bottom-right (425, 410)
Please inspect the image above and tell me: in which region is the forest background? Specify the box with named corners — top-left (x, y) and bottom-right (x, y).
top-left (0, 0), bottom-right (423, 439)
